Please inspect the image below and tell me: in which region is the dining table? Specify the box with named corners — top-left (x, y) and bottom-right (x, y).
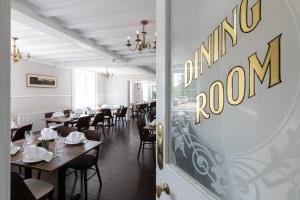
top-left (44, 117), bottom-right (76, 125)
top-left (11, 137), bottom-right (102, 200)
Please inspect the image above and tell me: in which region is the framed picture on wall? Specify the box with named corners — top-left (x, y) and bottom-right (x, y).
top-left (27, 74), bottom-right (57, 88)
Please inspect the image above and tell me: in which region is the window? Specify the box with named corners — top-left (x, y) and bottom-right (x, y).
top-left (141, 81), bottom-right (156, 102)
top-left (74, 70), bottom-right (96, 108)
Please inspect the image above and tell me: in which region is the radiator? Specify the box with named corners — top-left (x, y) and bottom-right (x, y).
top-left (16, 112), bottom-right (46, 132)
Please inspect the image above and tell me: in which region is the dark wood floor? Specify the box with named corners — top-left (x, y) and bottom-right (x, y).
top-left (14, 119), bottom-right (156, 200)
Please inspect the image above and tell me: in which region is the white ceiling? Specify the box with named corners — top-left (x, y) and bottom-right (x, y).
top-left (11, 0), bottom-right (156, 74)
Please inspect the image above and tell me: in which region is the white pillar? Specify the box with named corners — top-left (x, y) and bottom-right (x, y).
top-left (0, 0), bottom-right (10, 199)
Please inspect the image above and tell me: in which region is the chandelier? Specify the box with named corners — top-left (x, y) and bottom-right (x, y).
top-left (126, 20), bottom-right (156, 54)
top-left (11, 37), bottom-right (30, 64)
top-left (102, 67), bottom-right (113, 79)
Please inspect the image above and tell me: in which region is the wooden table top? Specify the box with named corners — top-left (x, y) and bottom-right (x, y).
top-left (11, 139), bottom-right (102, 172)
top-left (44, 117), bottom-right (75, 123)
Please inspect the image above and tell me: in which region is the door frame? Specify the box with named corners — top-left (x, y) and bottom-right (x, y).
top-left (0, 0), bottom-right (11, 199)
top-left (156, 0), bottom-right (219, 199)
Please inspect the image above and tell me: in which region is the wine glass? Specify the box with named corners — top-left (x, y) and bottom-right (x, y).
top-left (24, 131), bottom-right (33, 144)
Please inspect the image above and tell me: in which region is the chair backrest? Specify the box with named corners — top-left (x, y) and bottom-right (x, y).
top-left (83, 130), bottom-right (101, 141)
top-left (150, 101), bottom-right (156, 110)
top-left (137, 104), bottom-right (147, 115)
top-left (148, 110), bottom-right (156, 122)
top-left (116, 108), bottom-right (122, 114)
top-left (82, 129), bottom-right (101, 159)
top-left (101, 108), bottom-right (112, 117)
top-left (56, 126), bottom-right (78, 137)
top-left (63, 109), bottom-right (72, 117)
top-left (137, 116), bottom-right (147, 140)
top-left (121, 107), bottom-right (128, 116)
top-left (92, 113), bottom-right (105, 126)
top-left (12, 124), bottom-right (33, 142)
top-left (76, 116), bottom-right (91, 131)
top-left (45, 112), bottom-right (54, 118)
top-left (11, 172), bottom-right (36, 200)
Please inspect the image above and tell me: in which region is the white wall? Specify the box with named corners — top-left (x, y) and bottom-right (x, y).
top-left (11, 61), bottom-right (72, 115)
top-left (100, 74), bottom-right (155, 107)
top-left (96, 73), bottom-right (105, 105)
top-left (0, 0), bottom-right (10, 199)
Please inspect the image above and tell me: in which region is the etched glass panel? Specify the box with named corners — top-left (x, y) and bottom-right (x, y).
top-left (169, 0), bottom-right (300, 199)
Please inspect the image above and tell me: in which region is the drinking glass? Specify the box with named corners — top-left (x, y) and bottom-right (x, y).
top-left (54, 135), bottom-right (64, 156)
top-left (25, 131), bottom-right (34, 144)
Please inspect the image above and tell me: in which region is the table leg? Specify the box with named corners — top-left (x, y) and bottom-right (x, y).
top-left (58, 167), bottom-right (66, 200)
top-left (24, 167), bottom-right (32, 179)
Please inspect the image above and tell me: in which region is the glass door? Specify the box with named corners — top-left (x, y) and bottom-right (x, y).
top-left (156, 0), bottom-right (300, 200)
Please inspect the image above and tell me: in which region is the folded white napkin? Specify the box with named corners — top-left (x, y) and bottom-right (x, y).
top-left (70, 112), bottom-right (81, 119)
top-left (65, 131), bottom-right (87, 144)
top-left (52, 111), bottom-right (64, 118)
top-left (41, 128), bottom-right (58, 140)
top-left (23, 145), bottom-right (53, 162)
top-left (11, 142), bottom-right (20, 155)
top-left (87, 110), bottom-right (96, 115)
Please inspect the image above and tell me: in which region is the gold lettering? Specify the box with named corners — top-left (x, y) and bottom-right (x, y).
top-left (209, 81), bottom-right (224, 115)
top-left (200, 35), bottom-right (212, 70)
top-left (240, 0), bottom-right (261, 33)
top-left (194, 50), bottom-right (201, 79)
top-left (227, 66), bottom-right (246, 105)
top-left (184, 60), bottom-right (193, 88)
top-left (222, 6), bottom-right (238, 56)
top-left (195, 93), bottom-right (210, 124)
top-left (249, 34), bottom-right (282, 98)
top-left (213, 26), bottom-right (220, 64)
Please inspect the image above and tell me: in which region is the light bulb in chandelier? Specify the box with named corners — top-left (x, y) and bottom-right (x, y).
top-left (126, 20), bottom-right (156, 54)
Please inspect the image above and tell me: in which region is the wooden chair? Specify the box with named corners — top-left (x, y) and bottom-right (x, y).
top-left (36, 126), bottom-right (78, 180)
top-left (44, 112), bottom-right (54, 128)
top-left (44, 112), bottom-right (63, 129)
top-left (11, 172), bottom-right (54, 200)
top-left (66, 130), bottom-right (102, 200)
top-left (149, 101), bottom-right (156, 111)
top-left (63, 109), bottom-right (72, 117)
top-left (76, 116), bottom-right (91, 131)
top-left (137, 116), bottom-right (156, 160)
top-left (11, 123), bottom-right (33, 142)
top-left (114, 107), bottom-right (128, 124)
top-left (101, 108), bottom-right (113, 125)
top-left (137, 104), bottom-right (147, 116)
top-left (90, 113), bottom-right (105, 137)
top-left (56, 126), bottom-right (78, 137)
top-left (147, 110), bottom-right (156, 122)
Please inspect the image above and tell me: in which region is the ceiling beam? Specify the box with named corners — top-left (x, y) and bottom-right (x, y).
top-left (36, 0), bottom-right (96, 17)
top-left (65, 9), bottom-right (154, 29)
top-left (11, 0), bottom-right (154, 74)
top-left (56, 59), bottom-right (155, 74)
top-left (84, 24), bottom-right (156, 38)
top-left (11, 0), bottom-right (122, 60)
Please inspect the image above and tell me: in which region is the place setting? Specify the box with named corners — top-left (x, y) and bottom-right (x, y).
top-left (22, 144), bottom-right (54, 165)
top-left (64, 131), bottom-right (87, 146)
